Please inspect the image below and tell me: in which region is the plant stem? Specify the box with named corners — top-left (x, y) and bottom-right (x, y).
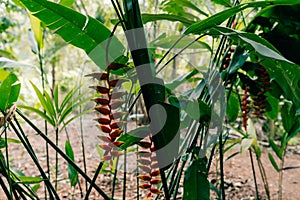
top-left (17, 109), bottom-right (110, 200)
top-left (219, 134), bottom-right (226, 200)
top-left (257, 156), bottom-right (270, 200)
top-left (55, 127), bottom-right (59, 190)
top-left (249, 149), bottom-right (260, 199)
top-left (278, 148), bottom-right (286, 200)
top-left (10, 118), bottom-right (58, 199)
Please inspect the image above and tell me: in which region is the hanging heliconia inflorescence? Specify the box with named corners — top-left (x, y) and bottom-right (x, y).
top-left (251, 66), bottom-right (271, 119)
top-left (137, 136), bottom-right (162, 199)
top-left (239, 62), bottom-right (272, 131)
top-left (88, 62), bottom-right (128, 164)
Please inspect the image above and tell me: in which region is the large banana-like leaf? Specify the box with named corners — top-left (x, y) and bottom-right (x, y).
top-left (20, 0), bottom-right (125, 69)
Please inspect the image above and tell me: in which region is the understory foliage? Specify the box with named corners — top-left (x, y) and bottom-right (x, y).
top-left (0, 0), bottom-right (300, 199)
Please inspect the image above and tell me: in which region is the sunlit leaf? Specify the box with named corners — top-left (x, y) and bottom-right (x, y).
top-left (20, 0), bottom-right (125, 69)
top-left (0, 73), bottom-right (20, 111)
top-left (65, 140), bottom-right (78, 187)
top-left (184, 0), bottom-right (300, 35)
top-left (29, 14), bottom-right (43, 50)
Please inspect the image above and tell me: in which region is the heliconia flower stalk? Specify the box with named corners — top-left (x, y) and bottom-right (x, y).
top-left (137, 136), bottom-right (162, 199)
top-left (88, 62), bottom-right (128, 166)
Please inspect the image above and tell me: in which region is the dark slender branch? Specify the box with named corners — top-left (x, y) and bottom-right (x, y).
top-left (16, 109), bottom-right (110, 200)
top-left (249, 149), bottom-right (260, 200)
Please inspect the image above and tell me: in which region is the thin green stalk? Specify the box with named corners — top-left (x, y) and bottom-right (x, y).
top-left (257, 156), bottom-right (270, 200)
top-left (4, 121), bottom-right (13, 200)
top-left (249, 149), bottom-right (260, 200)
top-left (38, 47), bottom-right (50, 200)
top-left (123, 149), bottom-right (127, 200)
top-left (16, 109), bottom-right (110, 200)
top-left (10, 119), bottom-right (58, 199)
top-left (55, 127), bottom-right (59, 190)
top-left (278, 148), bottom-right (286, 200)
top-left (79, 106), bottom-right (88, 193)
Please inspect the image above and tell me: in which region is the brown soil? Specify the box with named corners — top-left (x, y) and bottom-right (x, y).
top-left (1, 113), bottom-right (300, 199)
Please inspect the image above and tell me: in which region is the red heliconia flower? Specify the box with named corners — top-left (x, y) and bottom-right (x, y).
top-left (150, 169), bottom-right (160, 177)
top-left (139, 184), bottom-right (151, 189)
top-left (93, 97), bottom-right (109, 105)
top-left (146, 192), bottom-right (152, 199)
top-left (150, 188), bottom-right (162, 194)
top-left (111, 141), bottom-right (124, 147)
top-left (137, 175), bottom-right (152, 181)
top-left (95, 106), bottom-right (111, 115)
top-left (90, 86), bottom-right (110, 94)
top-left (108, 79), bottom-right (121, 87)
top-left (95, 117), bottom-right (111, 124)
top-left (110, 122), bottom-right (120, 129)
top-left (99, 125), bottom-right (112, 133)
top-left (109, 129), bottom-right (123, 139)
top-left (150, 178), bottom-right (161, 184)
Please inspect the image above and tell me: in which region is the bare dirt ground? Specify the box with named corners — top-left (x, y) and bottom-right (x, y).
top-left (1, 113), bottom-right (300, 199)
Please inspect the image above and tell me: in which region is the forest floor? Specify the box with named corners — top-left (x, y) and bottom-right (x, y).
top-left (1, 113), bottom-right (300, 200)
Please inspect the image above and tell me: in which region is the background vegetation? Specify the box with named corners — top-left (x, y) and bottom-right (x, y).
top-left (0, 0), bottom-right (300, 199)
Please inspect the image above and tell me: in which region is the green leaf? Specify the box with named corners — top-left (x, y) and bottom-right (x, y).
top-left (226, 92), bottom-right (239, 122)
top-left (164, 0), bottom-right (208, 17)
top-left (166, 68), bottom-right (199, 91)
top-left (118, 127), bottom-right (150, 149)
top-left (211, 0), bottom-right (232, 7)
top-left (18, 105), bottom-right (55, 126)
top-left (0, 68), bottom-right (9, 82)
top-left (30, 82), bottom-right (55, 123)
top-left (32, 183), bottom-right (40, 193)
top-left (0, 73), bottom-right (20, 111)
top-left (16, 176), bottom-right (44, 184)
top-left (54, 85), bottom-right (59, 112)
top-left (142, 13), bottom-right (194, 26)
top-left (152, 35), bottom-right (211, 50)
top-left (185, 99), bottom-right (211, 123)
top-left (265, 93), bottom-right (279, 120)
top-left (281, 102), bottom-right (294, 133)
top-left (65, 140), bottom-right (78, 187)
top-left (20, 0), bottom-right (125, 68)
top-left (268, 152), bottom-right (280, 172)
top-left (209, 26), bottom-right (291, 63)
top-left (29, 14), bottom-right (44, 50)
top-left (184, 0), bottom-right (300, 35)
top-left (0, 138), bottom-right (21, 149)
top-left (183, 157), bottom-right (209, 200)
top-left (59, 0), bottom-right (75, 7)
top-left (0, 49), bottom-right (16, 60)
top-left (269, 138), bottom-right (282, 159)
